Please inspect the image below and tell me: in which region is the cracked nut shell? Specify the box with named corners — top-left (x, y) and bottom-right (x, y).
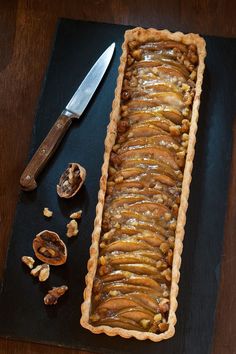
top-left (57, 163), bottom-right (86, 198)
top-left (32, 230), bottom-right (67, 266)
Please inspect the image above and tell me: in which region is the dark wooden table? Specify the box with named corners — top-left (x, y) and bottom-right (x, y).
top-left (0, 1), bottom-right (235, 353)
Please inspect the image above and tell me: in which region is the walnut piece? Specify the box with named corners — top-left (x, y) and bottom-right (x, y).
top-left (70, 210), bottom-right (82, 219)
top-left (43, 207), bottom-right (53, 218)
top-left (66, 220), bottom-right (78, 238)
top-left (21, 256), bottom-right (35, 269)
top-left (57, 163), bottom-right (86, 198)
top-left (31, 263), bottom-right (50, 282)
top-left (33, 230), bottom-right (67, 266)
top-left (44, 285), bottom-right (68, 305)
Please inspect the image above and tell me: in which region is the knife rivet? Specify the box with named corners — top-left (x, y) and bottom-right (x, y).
top-left (56, 123), bottom-right (62, 128)
top-left (41, 149), bottom-right (46, 154)
top-left (25, 175), bottom-right (31, 180)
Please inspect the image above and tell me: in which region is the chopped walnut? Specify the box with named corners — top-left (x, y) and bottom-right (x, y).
top-left (70, 210), bottom-right (82, 219)
top-left (31, 263), bottom-right (50, 282)
top-left (66, 219), bottom-right (78, 237)
top-left (44, 285), bottom-right (68, 305)
top-left (140, 319), bottom-right (151, 329)
top-left (21, 256), bottom-right (35, 269)
top-left (43, 207), bottom-right (53, 218)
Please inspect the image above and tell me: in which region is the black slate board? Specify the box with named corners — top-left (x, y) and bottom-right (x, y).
top-left (0, 19), bottom-right (236, 354)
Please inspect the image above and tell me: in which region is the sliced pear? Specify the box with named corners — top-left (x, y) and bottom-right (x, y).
top-left (161, 106), bottom-right (183, 124)
top-left (127, 92), bottom-right (184, 108)
top-left (124, 275), bottom-right (162, 291)
top-left (112, 167), bottom-right (145, 180)
top-left (126, 115), bottom-right (173, 133)
top-left (108, 194), bottom-right (149, 209)
top-left (101, 239), bottom-right (155, 253)
top-left (112, 181), bottom-right (144, 191)
top-left (94, 317), bottom-right (143, 331)
top-left (118, 308), bottom-right (154, 322)
top-left (140, 81), bottom-right (181, 93)
top-left (102, 283), bottom-right (162, 296)
top-left (128, 292), bottom-right (160, 312)
top-left (96, 296), bottom-right (141, 313)
top-left (131, 250), bottom-right (163, 261)
top-left (154, 65), bottom-right (188, 80)
top-left (118, 146), bottom-right (179, 170)
top-left (101, 270), bottom-right (132, 283)
top-left (107, 253), bottom-right (157, 267)
top-left (114, 263), bottom-right (159, 276)
top-left (119, 123), bottom-right (167, 139)
top-left (140, 41), bottom-right (187, 53)
top-left (118, 135), bottom-right (180, 154)
top-left (128, 201), bottom-right (169, 217)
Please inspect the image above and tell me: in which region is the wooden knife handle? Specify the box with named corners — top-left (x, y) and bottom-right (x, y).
top-left (20, 114), bottom-right (73, 191)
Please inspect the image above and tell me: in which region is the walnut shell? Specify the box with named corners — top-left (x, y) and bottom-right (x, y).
top-left (33, 230), bottom-right (67, 266)
top-left (57, 163), bottom-right (86, 198)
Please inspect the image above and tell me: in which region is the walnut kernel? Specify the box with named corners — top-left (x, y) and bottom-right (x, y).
top-left (43, 207), bottom-right (53, 218)
top-left (31, 263), bottom-right (50, 282)
top-left (66, 219), bottom-right (78, 237)
top-left (21, 256), bottom-right (35, 269)
top-left (44, 285), bottom-right (68, 305)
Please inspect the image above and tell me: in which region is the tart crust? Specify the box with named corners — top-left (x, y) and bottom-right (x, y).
top-left (81, 27), bottom-right (206, 341)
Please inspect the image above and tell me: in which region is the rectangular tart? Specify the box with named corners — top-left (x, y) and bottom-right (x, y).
top-left (81, 27), bottom-right (206, 341)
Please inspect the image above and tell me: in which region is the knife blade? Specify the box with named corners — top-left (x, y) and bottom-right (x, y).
top-left (20, 42), bottom-right (115, 191)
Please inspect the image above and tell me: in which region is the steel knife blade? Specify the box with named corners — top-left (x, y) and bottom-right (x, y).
top-left (20, 42), bottom-right (115, 191)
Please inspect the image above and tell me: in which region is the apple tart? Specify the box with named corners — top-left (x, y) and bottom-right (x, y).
top-left (81, 27), bottom-right (206, 341)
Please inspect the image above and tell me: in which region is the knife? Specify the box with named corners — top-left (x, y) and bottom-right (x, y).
top-left (20, 42), bottom-right (115, 191)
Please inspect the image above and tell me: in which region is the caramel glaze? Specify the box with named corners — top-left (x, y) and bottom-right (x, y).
top-left (90, 39), bottom-right (198, 333)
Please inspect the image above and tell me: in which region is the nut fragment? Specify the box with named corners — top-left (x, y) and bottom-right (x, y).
top-left (33, 230), bottom-right (67, 266)
top-left (70, 210), bottom-right (82, 219)
top-left (43, 207), bottom-right (53, 218)
top-left (44, 285), bottom-right (68, 305)
top-left (21, 256), bottom-right (35, 269)
top-left (57, 163), bottom-right (86, 198)
top-left (30, 263), bottom-right (50, 282)
top-left (140, 319), bottom-right (151, 329)
top-left (66, 219), bottom-right (79, 238)
top-left (169, 125), bottom-right (181, 137)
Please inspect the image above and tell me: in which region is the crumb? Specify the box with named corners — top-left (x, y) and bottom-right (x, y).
top-left (43, 207), bottom-right (53, 218)
top-left (70, 210), bottom-right (82, 219)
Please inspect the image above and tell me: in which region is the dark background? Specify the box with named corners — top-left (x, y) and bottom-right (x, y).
top-left (0, 1), bottom-right (236, 354)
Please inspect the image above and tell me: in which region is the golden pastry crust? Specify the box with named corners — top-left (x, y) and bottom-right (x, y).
top-left (80, 27), bottom-right (206, 341)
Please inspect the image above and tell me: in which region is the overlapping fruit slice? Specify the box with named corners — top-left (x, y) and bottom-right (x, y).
top-left (90, 36), bottom-right (198, 333)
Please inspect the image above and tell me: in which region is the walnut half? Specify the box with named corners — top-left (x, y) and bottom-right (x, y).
top-left (57, 163), bottom-right (86, 198)
top-left (44, 285), bottom-right (68, 305)
top-left (33, 230), bottom-right (67, 266)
